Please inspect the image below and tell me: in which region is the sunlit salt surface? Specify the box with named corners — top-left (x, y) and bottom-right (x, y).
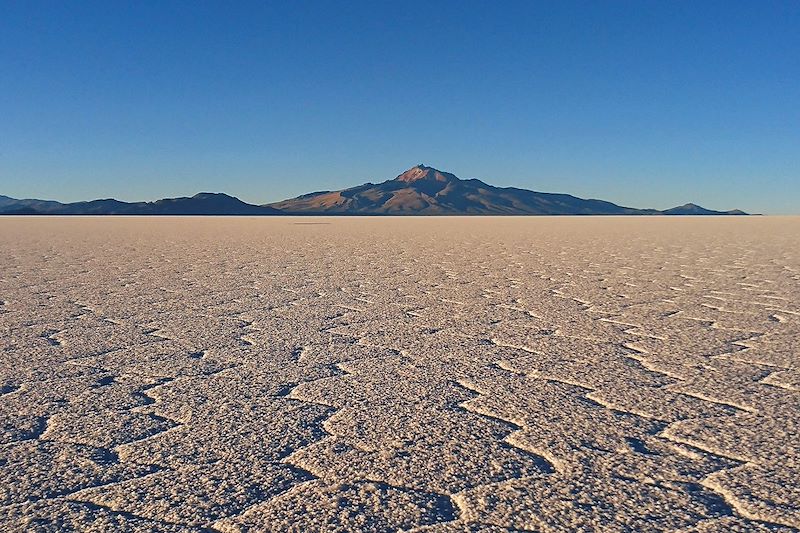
top-left (1, 216), bottom-right (798, 531)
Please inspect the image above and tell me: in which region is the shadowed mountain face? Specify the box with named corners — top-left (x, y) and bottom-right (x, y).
top-left (1, 166), bottom-right (748, 215)
top-left (267, 165), bottom-right (744, 215)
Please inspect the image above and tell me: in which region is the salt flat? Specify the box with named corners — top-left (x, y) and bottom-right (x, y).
top-left (1, 216), bottom-right (798, 532)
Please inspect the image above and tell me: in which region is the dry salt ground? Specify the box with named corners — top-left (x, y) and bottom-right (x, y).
top-left (1, 216), bottom-right (798, 532)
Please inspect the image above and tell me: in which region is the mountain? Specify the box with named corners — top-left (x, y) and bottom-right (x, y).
top-left (1, 166), bottom-right (749, 216)
top-left (0, 193), bottom-right (281, 215)
top-left (661, 203), bottom-right (748, 216)
top-left (147, 193), bottom-right (282, 215)
top-left (0, 194), bottom-right (64, 213)
top-left (267, 165), bottom-right (746, 216)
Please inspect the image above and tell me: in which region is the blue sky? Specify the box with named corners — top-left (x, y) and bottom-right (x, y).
top-left (1, 1), bottom-right (798, 213)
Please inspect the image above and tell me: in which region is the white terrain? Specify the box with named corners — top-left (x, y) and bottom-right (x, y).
top-left (1, 216), bottom-right (798, 532)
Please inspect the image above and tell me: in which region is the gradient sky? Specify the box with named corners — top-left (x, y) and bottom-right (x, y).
top-left (1, 1), bottom-right (798, 213)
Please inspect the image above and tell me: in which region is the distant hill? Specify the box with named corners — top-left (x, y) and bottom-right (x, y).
top-left (1, 166), bottom-right (749, 216)
top-left (0, 195), bottom-right (64, 213)
top-left (661, 203), bottom-right (748, 216)
top-left (266, 165), bottom-right (748, 216)
top-left (0, 193), bottom-right (281, 215)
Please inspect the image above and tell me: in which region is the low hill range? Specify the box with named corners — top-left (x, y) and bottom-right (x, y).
top-left (0, 192), bottom-right (280, 216)
top-left (1, 165), bottom-right (748, 216)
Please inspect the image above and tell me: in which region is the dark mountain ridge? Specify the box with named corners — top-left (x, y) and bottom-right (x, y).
top-left (0, 193), bottom-right (280, 215)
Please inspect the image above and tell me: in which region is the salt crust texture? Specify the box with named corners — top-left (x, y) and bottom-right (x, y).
top-left (0, 216), bottom-right (798, 532)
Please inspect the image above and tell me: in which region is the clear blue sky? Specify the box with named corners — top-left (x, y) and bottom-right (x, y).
top-left (1, 1), bottom-right (798, 213)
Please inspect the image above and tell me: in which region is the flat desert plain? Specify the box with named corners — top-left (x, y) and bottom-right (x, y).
top-left (1, 216), bottom-right (798, 532)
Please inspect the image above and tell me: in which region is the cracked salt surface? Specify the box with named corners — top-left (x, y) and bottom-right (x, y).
top-left (0, 216), bottom-right (798, 531)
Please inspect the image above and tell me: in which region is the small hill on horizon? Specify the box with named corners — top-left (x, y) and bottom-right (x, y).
top-left (661, 203), bottom-right (748, 216)
top-left (1, 166), bottom-right (749, 216)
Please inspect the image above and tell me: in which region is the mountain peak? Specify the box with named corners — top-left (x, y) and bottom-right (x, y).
top-left (395, 165), bottom-right (458, 183)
